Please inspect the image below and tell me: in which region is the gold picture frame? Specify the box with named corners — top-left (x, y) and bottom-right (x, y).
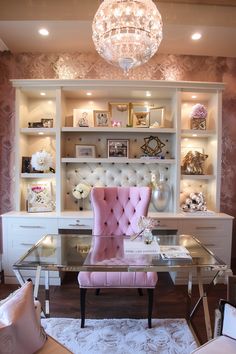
top-left (108, 102), bottom-right (131, 127)
top-left (149, 106), bottom-right (165, 128)
top-left (132, 111), bottom-right (150, 128)
top-left (130, 103), bottom-right (149, 127)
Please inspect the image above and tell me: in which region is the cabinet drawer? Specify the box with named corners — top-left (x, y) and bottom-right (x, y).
top-left (9, 218), bottom-right (58, 233)
top-left (181, 219), bottom-right (232, 237)
top-left (151, 219), bottom-right (179, 230)
top-left (58, 218), bottom-right (93, 230)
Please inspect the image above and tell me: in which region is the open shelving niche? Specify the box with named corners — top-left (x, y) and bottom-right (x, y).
top-left (13, 79), bottom-right (223, 216)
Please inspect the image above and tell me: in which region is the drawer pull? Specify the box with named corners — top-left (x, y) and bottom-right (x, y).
top-left (196, 226), bottom-right (217, 230)
top-left (68, 223), bottom-right (88, 227)
top-left (20, 225), bottom-right (43, 229)
top-left (20, 243), bottom-right (35, 246)
top-left (204, 243), bottom-right (215, 247)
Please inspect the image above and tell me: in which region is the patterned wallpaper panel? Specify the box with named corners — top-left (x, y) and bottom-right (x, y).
top-left (0, 51), bottom-right (235, 250)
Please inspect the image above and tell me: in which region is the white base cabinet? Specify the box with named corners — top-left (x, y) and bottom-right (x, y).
top-left (2, 211), bottom-right (233, 285)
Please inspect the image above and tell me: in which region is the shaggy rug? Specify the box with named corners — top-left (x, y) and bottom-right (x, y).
top-left (41, 318), bottom-right (198, 354)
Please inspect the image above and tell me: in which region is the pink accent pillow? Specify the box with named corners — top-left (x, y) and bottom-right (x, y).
top-left (0, 281), bottom-right (46, 354)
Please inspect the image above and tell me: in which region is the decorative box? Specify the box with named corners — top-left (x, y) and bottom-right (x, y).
top-left (191, 117), bottom-right (206, 130)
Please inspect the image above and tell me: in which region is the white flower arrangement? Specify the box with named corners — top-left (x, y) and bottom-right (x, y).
top-left (72, 183), bottom-right (91, 200)
top-left (31, 150), bottom-right (53, 172)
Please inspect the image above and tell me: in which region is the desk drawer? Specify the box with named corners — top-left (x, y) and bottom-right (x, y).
top-left (181, 219), bottom-right (231, 237)
top-left (9, 217), bottom-right (58, 234)
top-left (58, 218), bottom-right (93, 230)
top-left (151, 219), bottom-right (179, 230)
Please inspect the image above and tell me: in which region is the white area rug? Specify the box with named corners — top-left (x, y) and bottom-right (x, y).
top-left (41, 318), bottom-right (198, 354)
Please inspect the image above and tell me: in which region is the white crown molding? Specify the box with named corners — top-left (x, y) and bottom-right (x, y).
top-left (0, 38), bottom-right (9, 51)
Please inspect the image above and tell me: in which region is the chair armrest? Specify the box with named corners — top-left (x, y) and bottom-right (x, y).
top-left (213, 308), bottom-right (222, 338)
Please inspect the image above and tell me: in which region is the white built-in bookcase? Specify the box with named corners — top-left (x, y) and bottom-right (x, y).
top-left (12, 79), bottom-right (223, 215)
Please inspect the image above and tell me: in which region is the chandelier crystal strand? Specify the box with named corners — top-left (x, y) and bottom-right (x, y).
top-left (92, 0), bottom-right (163, 74)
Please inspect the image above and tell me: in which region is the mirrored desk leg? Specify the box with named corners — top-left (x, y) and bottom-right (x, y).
top-left (197, 268), bottom-right (212, 340)
top-left (13, 268), bottom-right (25, 286)
top-left (187, 271), bottom-right (193, 319)
top-left (44, 270), bottom-right (50, 318)
top-left (33, 266), bottom-right (42, 299)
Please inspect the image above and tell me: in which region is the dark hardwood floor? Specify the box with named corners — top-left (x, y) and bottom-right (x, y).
top-left (0, 272), bottom-right (227, 344)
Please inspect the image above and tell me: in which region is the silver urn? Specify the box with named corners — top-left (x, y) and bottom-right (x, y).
top-left (152, 175), bottom-right (171, 212)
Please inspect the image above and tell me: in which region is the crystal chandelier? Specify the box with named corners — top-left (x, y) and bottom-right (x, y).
top-left (92, 0), bottom-right (163, 74)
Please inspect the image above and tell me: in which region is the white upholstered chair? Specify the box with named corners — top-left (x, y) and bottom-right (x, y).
top-left (192, 276), bottom-right (236, 354)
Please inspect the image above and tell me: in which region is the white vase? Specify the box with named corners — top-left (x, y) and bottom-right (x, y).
top-left (152, 173), bottom-right (171, 212)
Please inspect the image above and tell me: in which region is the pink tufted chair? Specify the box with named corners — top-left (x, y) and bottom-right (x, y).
top-left (78, 186), bottom-right (158, 328)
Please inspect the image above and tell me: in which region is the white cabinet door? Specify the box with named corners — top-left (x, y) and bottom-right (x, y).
top-left (170, 216), bottom-right (233, 284)
top-left (2, 216), bottom-right (58, 284)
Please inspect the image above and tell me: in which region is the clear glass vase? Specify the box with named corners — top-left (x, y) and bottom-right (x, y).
top-left (142, 228), bottom-right (153, 244)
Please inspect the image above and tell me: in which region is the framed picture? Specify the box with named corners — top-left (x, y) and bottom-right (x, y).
top-left (75, 144), bottom-right (96, 158)
top-left (27, 182), bottom-right (53, 213)
top-left (108, 102), bottom-right (131, 127)
top-left (41, 118), bottom-right (53, 128)
top-left (21, 156), bottom-right (32, 173)
top-left (132, 111), bottom-right (150, 128)
top-left (28, 122), bottom-right (44, 128)
top-left (73, 109), bottom-right (92, 127)
top-left (107, 139), bottom-right (129, 158)
top-left (149, 106), bottom-right (165, 128)
top-left (93, 110), bottom-right (110, 127)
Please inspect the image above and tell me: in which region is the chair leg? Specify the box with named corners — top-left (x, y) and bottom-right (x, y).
top-left (80, 288), bottom-right (87, 328)
top-left (147, 289), bottom-right (154, 329)
top-left (95, 288), bottom-right (100, 295)
top-left (138, 288), bottom-right (143, 296)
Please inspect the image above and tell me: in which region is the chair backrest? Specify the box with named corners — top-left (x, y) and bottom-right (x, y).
top-left (91, 186), bottom-right (151, 236)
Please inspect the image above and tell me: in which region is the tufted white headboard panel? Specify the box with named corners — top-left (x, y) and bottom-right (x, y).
top-left (65, 163), bottom-right (172, 211)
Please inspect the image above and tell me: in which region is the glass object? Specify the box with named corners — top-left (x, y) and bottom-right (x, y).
top-left (142, 228), bottom-right (153, 244)
top-left (92, 0), bottom-right (163, 73)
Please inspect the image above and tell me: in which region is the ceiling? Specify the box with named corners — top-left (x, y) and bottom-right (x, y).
top-left (0, 0), bottom-right (236, 58)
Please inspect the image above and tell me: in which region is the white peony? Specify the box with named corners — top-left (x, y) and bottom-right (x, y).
top-left (72, 183), bottom-right (91, 200)
top-left (31, 150), bottom-right (53, 172)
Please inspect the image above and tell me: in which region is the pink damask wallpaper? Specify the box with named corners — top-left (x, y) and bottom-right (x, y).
top-left (0, 52), bottom-right (236, 256)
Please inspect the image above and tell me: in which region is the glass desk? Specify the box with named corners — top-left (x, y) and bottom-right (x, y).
top-left (13, 233), bottom-right (227, 341)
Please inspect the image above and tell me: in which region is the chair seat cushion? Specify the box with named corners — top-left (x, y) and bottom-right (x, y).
top-left (78, 271), bottom-right (157, 288)
top-left (192, 335), bottom-right (236, 354)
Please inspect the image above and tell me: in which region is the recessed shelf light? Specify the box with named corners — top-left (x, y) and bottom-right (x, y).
top-left (40, 92), bottom-right (46, 96)
top-left (191, 33), bottom-right (202, 41)
top-left (38, 28), bottom-right (49, 36)
top-left (192, 134), bottom-right (197, 137)
top-left (86, 92), bottom-right (92, 96)
top-left (38, 132), bottom-right (44, 135)
top-left (192, 95), bottom-right (197, 99)
top-left (146, 92), bottom-right (151, 97)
